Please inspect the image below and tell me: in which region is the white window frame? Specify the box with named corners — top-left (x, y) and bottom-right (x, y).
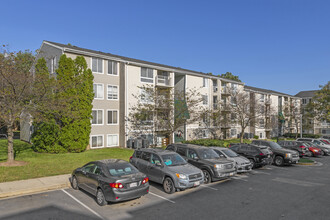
top-left (107, 85), bottom-right (119, 100)
top-left (91, 135), bottom-right (104, 148)
top-left (108, 60), bottom-right (118, 76)
top-left (93, 83), bottom-right (104, 100)
top-left (203, 78), bottom-right (209, 88)
top-left (92, 109), bottom-right (104, 125)
top-left (107, 134), bottom-right (119, 147)
top-left (50, 57), bottom-right (56, 74)
top-left (140, 67), bottom-right (154, 83)
top-left (91, 57), bottom-right (104, 74)
top-left (107, 109), bottom-right (119, 125)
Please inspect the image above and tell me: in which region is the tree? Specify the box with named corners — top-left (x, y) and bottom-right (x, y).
top-left (31, 55), bottom-right (94, 153)
top-left (0, 47), bottom-right (53, 165)
top-left (221, 89), bottom-right (270, 143)
top-left (220, 72), bottom-right (241, 82)
top-left (126, 85), bottom-right (203, 145)
top-left (306, 82), bottom-right (330, 122)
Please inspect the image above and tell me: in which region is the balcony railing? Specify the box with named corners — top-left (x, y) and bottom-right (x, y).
top-left (156, 75), bottom-right (172, 86)
top-left (221, 87), bottom-right (230, 95)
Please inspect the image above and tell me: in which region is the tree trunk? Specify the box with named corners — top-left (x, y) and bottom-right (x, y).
top-left (240, 130), bottom-right (244, 143)
top-left (7, 124), bottom-right (15, 162)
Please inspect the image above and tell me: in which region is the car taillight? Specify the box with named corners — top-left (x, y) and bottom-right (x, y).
top-left (129, 156), bottom-right (133, 160)
top-left (142, 177), bottom-right (149, 184)
top-left (259, 153), bottom-right (264, 156)
top-left (110, 183), bottom-right (124, 189)
top-left (299, 146), bottom-right (305, 148)
top-left (228, 144), bottom-right (231, 147)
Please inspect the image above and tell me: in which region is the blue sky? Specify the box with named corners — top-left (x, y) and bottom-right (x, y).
top-left (2, 0), bottom-right (329, 95)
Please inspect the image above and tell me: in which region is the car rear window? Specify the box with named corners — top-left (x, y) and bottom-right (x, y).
top-left (107, 163), bottom-right (139, 177)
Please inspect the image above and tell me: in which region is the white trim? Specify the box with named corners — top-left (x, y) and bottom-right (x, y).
top-left (91, 109), bottom-right (104, 125)
top-left (43, 41), bottom-right (64, 50)
top-left (107, 84), bottom-right (119, 100)
top-left (106, 109), bottom-right (119, 125)
top-left (107, 134), bottom-right (119, 147)
top-left (93, 83), bottom-right (104, 100)
top-left (90, 135), bottom-right (104, 148)
top-left (91, 57), bottom-right (104, 74)
top-left (107, 60), bottom-right (119, 76)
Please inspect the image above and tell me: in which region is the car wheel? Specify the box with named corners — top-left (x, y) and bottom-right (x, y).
top-left (274, 156), bottom-right (284, 166)
top-left (249, 159), bottom-right (255, 169)
top-left (320, 150), bottom-right (325, 156)
top-left (163, 177), bottom-right (176, 194)
top-left (71, 176), bottom-right (79, 190)
top-left (96, 188), bottom-right (107, 206)
top-left (202, 169), bottom-right (211, 184)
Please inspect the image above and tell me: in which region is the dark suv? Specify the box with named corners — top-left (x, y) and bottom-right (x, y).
top-left (228, 143), bottom-right (272, 168)
top-left (252, 140), bottom-right (299, 166)
top-left (277, 140), bottom-right (310, 157)
top-left (129, 149), bottom-right (203, 194)
top-left (166, 144), bottom-right (236, 184)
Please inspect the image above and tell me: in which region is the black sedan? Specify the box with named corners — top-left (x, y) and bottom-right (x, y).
top-left (71, 159), bottom-right (149, 206)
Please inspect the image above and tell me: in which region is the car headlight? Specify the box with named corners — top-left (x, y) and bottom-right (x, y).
top-left (175, 173), bottom-right (187, 180)
top-left (285, 153), bottom-right (292, 158)
top-left (214, 164), bottom-right (223, 169)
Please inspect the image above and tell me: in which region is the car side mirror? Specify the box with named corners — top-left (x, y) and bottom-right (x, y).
top-left (155, 162), bottom-right (162, 167)
top-left (220, 155), bottom-right (225, 158)
top-left (82, 169), bottom-right (86, 175)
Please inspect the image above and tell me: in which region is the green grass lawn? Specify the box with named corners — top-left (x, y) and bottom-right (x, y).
top-left (0, 140), bottom-right (134, 183)
top-left (298, 158), bottom-right (315, 163)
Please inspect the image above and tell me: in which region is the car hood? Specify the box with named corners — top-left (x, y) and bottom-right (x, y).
top-left (228, 156), bottom-right (250, 165)
top-left (167, 164), bottom-right (201, 175)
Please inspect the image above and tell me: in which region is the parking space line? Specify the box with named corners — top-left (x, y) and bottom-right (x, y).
top-left (149, 192), bottom-right (175, 203)
top-left (200, 185), bottom-right (218, 190)
top-left (251, 171), bottom-right (271, 175)
top-left (61, 189), bottom-right (104, 220)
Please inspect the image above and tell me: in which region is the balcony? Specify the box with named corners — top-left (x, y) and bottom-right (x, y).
top-left (265, 99), bottom-right (271, 105)
top-left (156, 75), bottom-right (172, 87)
top-left (221, 104), bottom-right (231, 112)
top-left (221, 87), bottom-right (230, 96)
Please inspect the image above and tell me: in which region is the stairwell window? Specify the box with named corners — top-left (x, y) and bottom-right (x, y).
top-left (108, 61), bottom-right (118, 75)
top-left (203, 78), bottom-right (209, 87)
top-left (107, 85), bottom-right (118, 100)
top-left (92, 58), bottom-right (103, 73)
top-left (141, 67), bottom-right (154, 83)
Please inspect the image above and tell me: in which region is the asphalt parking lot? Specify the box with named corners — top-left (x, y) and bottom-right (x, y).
top-left (0, 156), bottom-right (329, 220)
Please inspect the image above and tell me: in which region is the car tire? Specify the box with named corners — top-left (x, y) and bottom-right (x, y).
top-left (163, 177), bottom-right (176, 194)
top-left (249, 159), bottom-right (255, 169)
top-left (274, 156), bottom-right (284, 166)
top-left (71, 176), bottom-right (79, 190)
top-left (96, 188), bottom-right (107, 206)
top-left (202, 169), bottom-right (211, 184)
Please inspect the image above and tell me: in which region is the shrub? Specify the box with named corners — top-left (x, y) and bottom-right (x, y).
top-left (253, 135), bottom-right (259, 139)
top-left (183, 138), bottom-right (251, 147)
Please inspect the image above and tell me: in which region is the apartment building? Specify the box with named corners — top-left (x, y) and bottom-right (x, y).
top-left (295, 90), bottom-right (330, 135)
top-left (29, 41), bottom-right (244, 148)
top-left (244, 86), bottom-right (301, 139)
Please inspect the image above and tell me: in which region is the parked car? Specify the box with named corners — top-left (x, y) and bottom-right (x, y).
top-left (228, 143), bottom-right (273, 168)
top-left (129, 148), bottom-right (203, 194)
top-left (71, 159), bottom-right (149, 206)
top-left (277, 140), bottom-right (311, 157)
top-left (302, 142), bottom-right (324, 156)
top-left (166, 144), bottom-right (236, 184)
top-left (209, 147), bottom-right (252, 173)
top-left (251, 140), bottom-right (299, 166)
top-left (297, 138), bottom-right (330, 156)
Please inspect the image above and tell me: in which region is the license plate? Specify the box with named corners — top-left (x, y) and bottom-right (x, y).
top-left (267, 155), bottom-right (270, 158)
top-left (229, 172), bottom-right (234, 176)
top-left (130, 182), bottom-right (138, 188)
top-left (194, 181), bottom-right (200, 186)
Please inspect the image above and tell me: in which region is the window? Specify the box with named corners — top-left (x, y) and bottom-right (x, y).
top-left (259, 119), bottom-right (265, 128)
top-left (93, 84), bottom-right (104, 99)
top-left (260, 94), bottom-right (265, 102)
top-left (92, 110), bottom-right (103, 125)
top-left (151, 154), bottom-right (161, 164)
top-left (107, 110), bottom-right (118, 124)
top-left (94, 166), bottom-right (102, 175)
top-left (83, 163), bottom-right (96, 173)
top-left (202, 95), bottom-right (208, 105)
top-left (108, 60), bottom-right (118, 75)
top-left (135, 150), bottom-right (143, 158)
top-left (203, 78), bottom-right (208, 87)
top-left (107, 134), bottom-right (118, 147)
top-left (141, 152), bottom-right (152, 162)
top-left (92, 58), bottom-right (103, 73)
top-left (188, 149), bottom-right (198, 159)
top-left (91, 135), bottom-right (103, 148)
top-left (231, 129), bottom-right (237, 137)
top-left (141, 67), bottom-right (154, 83)
top-left (302, 99), bottom-right (307, 104)
top-left (140, 88), bottom-right (153, 103)
top-left (232, 83), bottom-right (237, 93)
top-left (107, 85), bottom-right (118, 100)
top-left (50, 57), bottom-right (56, 74)
top-left (177, 147), bottom-right (186, 157)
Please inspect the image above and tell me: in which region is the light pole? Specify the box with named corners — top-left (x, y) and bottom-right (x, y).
top-left (300, 113), bottom-right (303, 138)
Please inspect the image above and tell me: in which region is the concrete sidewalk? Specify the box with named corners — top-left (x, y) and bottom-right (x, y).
top-left (0, 174), bottom-right (71, 199)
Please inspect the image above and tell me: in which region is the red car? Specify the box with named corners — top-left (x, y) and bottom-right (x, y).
top-left (303, 142), bottom-right (322, 157)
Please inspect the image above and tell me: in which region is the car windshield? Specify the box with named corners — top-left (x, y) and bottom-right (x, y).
top-left (268, 142), bottom-right (282, 149)
top-left (222, 149), bottom-right (238, 157)
top-left (161, 154), bottom-right (187, 166)
top-left (107, 163), bottom-right (139, 177)
top-left (320, 140), bottom-right (330, 144)
top-left (197, 149), bottom-right (220, 159)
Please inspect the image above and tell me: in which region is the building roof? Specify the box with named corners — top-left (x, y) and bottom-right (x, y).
top-left (43, 40), bottom-right (244, 84)
top-left (244, 85), bottom-right (296, 98)
top-left (295, 90), bottom-right (318, 98)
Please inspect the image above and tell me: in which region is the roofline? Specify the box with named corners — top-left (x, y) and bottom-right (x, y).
top-left (43, 40), bottom-right (244, 85)
top-left (244, 85), bottom-right (298, 98)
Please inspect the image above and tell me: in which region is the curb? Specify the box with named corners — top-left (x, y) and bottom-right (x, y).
top-left (0, 182), bottom-right (71, 199)
top-left (296, 161), bottom-right (316, 166)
